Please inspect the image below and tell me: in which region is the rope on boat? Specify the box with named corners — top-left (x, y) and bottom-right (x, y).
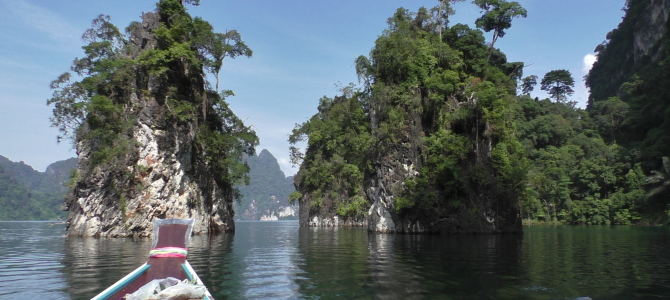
top-left (149, 247), bottom-right (188, 258)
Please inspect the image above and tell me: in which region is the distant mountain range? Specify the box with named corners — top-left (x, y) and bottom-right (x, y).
top-left (0, 150), bottom-right (295, 221)
top-left (0, 155), bottom-right (76, 220)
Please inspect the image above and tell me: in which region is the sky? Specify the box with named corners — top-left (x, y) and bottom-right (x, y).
top-left (0, 0), bottom-right (626, 176)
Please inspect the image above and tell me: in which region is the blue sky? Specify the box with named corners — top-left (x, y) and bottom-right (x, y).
top-left (0, 0), bottom-right (625, 176)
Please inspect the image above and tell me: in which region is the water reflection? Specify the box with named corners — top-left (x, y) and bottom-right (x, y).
top-left (519, 225), bottom-right (670, 299)
top-left (292, 225), bottom-right (528, 299)
top-left (367, 233), bottom-right (428, 299)
top-left (189, 221), bottom-right (304, 299)
top-left (365, 232), bottom-right (526, 299)
top-left (2, 221), bottom-right (669, 299)
top-left (296, 226), bottom-right (372, 298)
top-left (61, 233), bottom-right (151, 299)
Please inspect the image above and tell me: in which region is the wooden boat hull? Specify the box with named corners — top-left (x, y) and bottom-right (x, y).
top-left (91, 219), bottom-right (214, 300)
top-left (91, 261), bottom-right (213, 300)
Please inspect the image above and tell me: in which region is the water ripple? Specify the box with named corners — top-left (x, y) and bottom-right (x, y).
top-left (2, 221), bottom-right (669, 299)
top-left (0, 221), bottom-right (67, 299)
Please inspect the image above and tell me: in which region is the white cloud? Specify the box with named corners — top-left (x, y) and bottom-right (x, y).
top-left (573, 53), bottom-right (598, 108)
top-left (1, 0), bottom-right (79, 44)
top-left (582, 53), bottom-right (597, 74)
top-left (276, 157), bottom-right (297, 177)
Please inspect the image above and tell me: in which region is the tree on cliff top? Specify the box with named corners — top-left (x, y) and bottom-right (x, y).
top-left (541, 69), bottom-right (575, 103)
top-left (520, 75), bottom-right (537, 95)
top-left (473, 0), bottom-right (527, 62)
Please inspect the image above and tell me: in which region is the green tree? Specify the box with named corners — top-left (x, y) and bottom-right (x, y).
top-left (289, 90), bottom-right (372, 218)
top-left (473, 0), bottom-right (527, 62)
top-left (520, 75), bottom-right (537, 95)
top-left (192, 23), bottom-right (252, 92)
top-left (514, 95), bottom-right (647, 225)
top-left (593, 96), bottom-right (629, 144)
top-left (541, 69), bottom-right (575, 103)
top-left (435, 0), bottom-right (466, 41)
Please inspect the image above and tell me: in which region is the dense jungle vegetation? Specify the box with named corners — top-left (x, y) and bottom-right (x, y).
top-left (290, 0), bottom-right (670, 225)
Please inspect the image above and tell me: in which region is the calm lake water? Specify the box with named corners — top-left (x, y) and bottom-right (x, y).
top-left (0, 221), bottom-right (669, 299)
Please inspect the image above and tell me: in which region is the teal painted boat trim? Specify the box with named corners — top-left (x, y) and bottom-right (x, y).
top-left (183, 261), bottom-right (214, 300)
top-left (92, 264), bottom-right (151, 300)
top-left (181, 263), bottom-right (194, 282)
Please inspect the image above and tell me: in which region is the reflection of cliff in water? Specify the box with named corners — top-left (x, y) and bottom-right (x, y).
top-left (366, 234), bottom-right (428, 299)
top-left (182, 233), bottom-right (234, 297)
top-left (191, 221), bottom-right (303, 299)
top-left (56, 223), bottom-right (670, 299)
top-left (61, 236), bottom-right (151, 299)
top-left (368, 232), bottom-right (524, 299)
top-left (295, 228), bottom-right (518, 298)
top-left (296, 226), bottom-right (371, 298)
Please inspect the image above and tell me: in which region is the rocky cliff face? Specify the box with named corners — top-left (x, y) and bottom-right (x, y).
top-left (63, 11), bottom-right (239, 237)
top-left (633, 0), bottom-right (669, 60)
top-left (365, 109), bottom-right (423, 233)
top-left (588, 0), bottom-right (670, 102)
top-left (365, 107), bottom-right (521, 234)
top-left (293, 93), bottom-right (522, 234)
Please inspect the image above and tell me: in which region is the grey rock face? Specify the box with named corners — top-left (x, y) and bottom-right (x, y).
top-left (63, 12), bottom-right (235, 237)
top-left (633, 0), bottom-right (670, 61)
top-left (365, 131), bottom-right (423, 234)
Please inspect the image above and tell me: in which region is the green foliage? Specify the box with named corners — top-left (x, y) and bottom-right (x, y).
top-left (520, 75), bottom-right (537, 95)
top-left (592, 97), bottom-right (629, 144)
top-left (582, 0), bottom-right (670, 223)
top-left (196, 110), bottom-right (257, 195)
top-left (289, 91), bottom-right (372, 218)
top-left (516, 96), bottom-right (648, 224)
top-left (473, 0), bottom-right (527, 38)
top-left (166, 98), bottom-right (197, 123)
top-left (139, 42), bottom-right (199, 75)
top-left (66, 169), bottom-right (79, 189)
top-left (586, 0), bottom-right (670, 174)
top-left (293, 4), bottom-right (527, 224)
top-left (288, 191), bottom-right (302, 205)
top-left (47, 14), bottom-right (136, 168)
top-left (289, 1), bottom-right (668, 226)
top-left (337, 195), bottom-right (369, 217)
